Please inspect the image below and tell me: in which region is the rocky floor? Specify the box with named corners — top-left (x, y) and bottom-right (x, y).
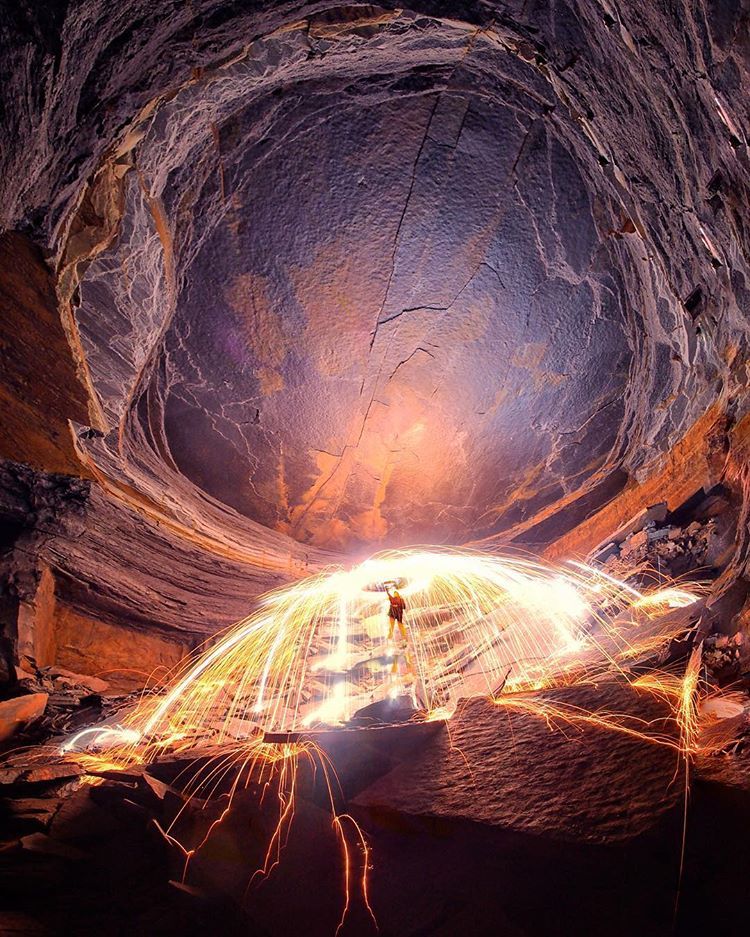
top-left (2, 675), bottom-right (750, 937)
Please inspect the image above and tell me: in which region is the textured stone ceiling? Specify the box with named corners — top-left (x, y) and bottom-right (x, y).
top-left (164, 82), bottom-right (635, 549)
top-left (2, 0), bottom-right (750, 632)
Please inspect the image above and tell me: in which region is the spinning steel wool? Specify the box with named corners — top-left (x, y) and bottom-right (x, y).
top-left (63, 547), bottom-right (702, 759)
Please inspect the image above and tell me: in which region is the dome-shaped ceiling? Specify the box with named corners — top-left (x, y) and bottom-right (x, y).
top-left (2, 1), bottom-right (739, 566)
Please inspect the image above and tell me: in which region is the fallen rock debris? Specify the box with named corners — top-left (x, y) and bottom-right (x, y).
top-left (0, 693), bottom-right (48, 744)
top-left (595, 489), bottom-right (735, 582)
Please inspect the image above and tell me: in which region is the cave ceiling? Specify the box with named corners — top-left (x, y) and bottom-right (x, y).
top-left (5, 6), bottom-right (750, 929)
top-left (3, 0), bottom-right (750, 563)
top-left (162, 81), bottom-right (635, 550)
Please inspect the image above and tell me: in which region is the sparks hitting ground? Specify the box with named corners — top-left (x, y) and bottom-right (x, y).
top-left (62, 546), bottom-right (703, 760)
top-left (55, 547), bottom-right (713, 933)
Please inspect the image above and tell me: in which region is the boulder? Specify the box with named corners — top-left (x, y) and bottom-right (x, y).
top-left (0, 693), bottom-right (48, 743)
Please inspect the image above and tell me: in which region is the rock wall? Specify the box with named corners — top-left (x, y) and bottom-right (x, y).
top-left (53, 604), bottom-right (195, 694)
top-left (0, 232), bottom-right (89, 476)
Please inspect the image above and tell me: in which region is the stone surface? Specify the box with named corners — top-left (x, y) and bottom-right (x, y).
top-left (0, 693), bottom-right (48, 744)
top-left (353, 682), bottom-right (681, 843)
top-left (0, 233), bottom-right (90, 477)
top-left (50, 669), bottom-right (109, 696)
top-left (53, 603), bottom-right (195, 693)
top-left (16, 566), bottom-right (57, 670)
top-left (0, 459), bottom-right (333, 687)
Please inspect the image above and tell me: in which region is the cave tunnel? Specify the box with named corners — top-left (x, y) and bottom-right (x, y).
top-left (2, 2), bottom-right (750, 935)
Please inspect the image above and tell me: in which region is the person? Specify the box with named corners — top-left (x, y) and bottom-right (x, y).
top-left (386, 585), bottom-right (407, 643)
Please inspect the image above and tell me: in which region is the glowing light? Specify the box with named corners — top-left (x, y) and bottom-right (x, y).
top-left (62, 548), bottom-right (703, 763)
top-left (61, 725), bottom-right (141, 754)
top-left (56, 547), bottom-right (707, 934)
top-left (633, 587), bottom-right (701, 615)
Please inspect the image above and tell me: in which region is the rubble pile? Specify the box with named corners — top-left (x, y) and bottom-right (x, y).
top-left (595, 490), bottom-right (735, 582)
top-left (602, 517), bottom-right (714, 580)
top-left (0, 748), bottom-right (246, 935)
top-left (703, 632), bottom-right (749, 684)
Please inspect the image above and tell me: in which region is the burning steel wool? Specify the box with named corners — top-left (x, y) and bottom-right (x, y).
top-left (53, 547), bottom-right (714, 933)
top-left (62, 547), bottom-right (702, 760)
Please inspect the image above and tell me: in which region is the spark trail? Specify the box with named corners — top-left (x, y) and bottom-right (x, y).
top-left (63, 547), bottom-right (703, 757)
top-left (57, 546), bottom-right (708, 934)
